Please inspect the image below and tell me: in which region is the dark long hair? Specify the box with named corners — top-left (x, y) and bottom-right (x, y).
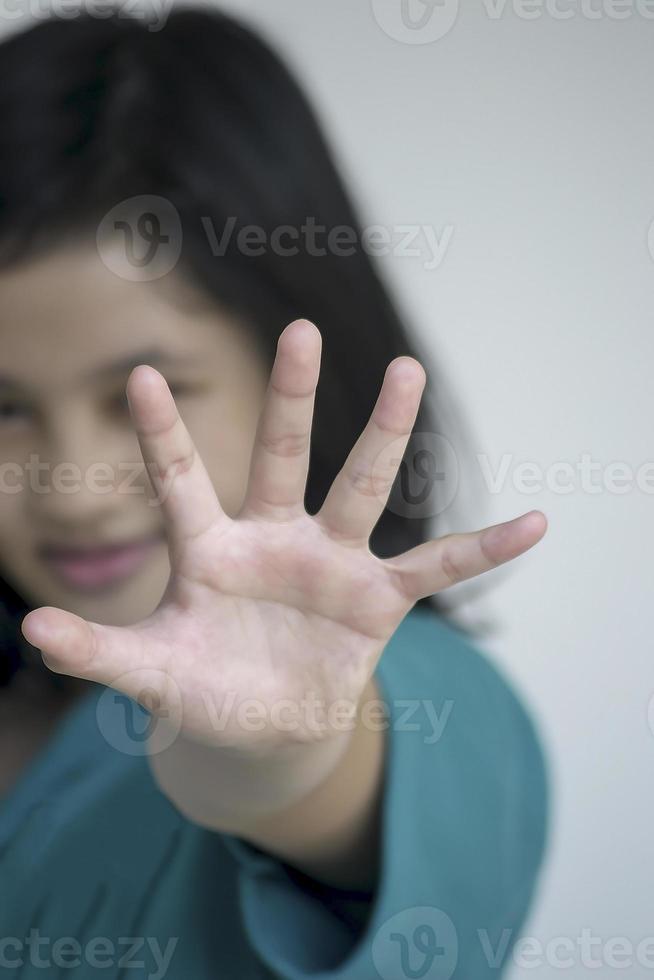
top-left (0, 7), bottom-right (481, 685)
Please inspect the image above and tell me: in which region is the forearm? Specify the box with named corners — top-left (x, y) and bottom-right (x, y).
top-left (149, 675), bottom-right (386, 890)
top-left (233, 674), bottom-right (386, 890)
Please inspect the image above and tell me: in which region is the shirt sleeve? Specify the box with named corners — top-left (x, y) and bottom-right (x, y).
top-left (221, 607), bottom-right (549, 979)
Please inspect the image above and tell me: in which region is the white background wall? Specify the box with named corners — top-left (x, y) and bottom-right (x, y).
top-left (2, 1), bottom-right (653, 975)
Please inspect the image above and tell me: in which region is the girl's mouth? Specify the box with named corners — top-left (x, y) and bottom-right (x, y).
top-left (38, 533), bottom-right (164, 593)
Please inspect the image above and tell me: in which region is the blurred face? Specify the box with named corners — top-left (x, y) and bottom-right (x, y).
top-left (0, 243), bottom-right (268, 627)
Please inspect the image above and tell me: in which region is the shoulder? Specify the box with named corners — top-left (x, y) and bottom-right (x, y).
top-left (379, 605), bottom-right (547, 766)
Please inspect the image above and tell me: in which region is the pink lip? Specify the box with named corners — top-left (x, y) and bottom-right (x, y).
top-left (40, 535), bottom-right (163, 593)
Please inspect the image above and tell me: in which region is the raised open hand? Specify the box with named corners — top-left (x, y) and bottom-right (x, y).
top-left (21, 319), bottom-right (547, 753)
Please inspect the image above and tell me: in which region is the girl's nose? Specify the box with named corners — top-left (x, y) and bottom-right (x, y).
top-left (24, 414), bottom-right (145, 529)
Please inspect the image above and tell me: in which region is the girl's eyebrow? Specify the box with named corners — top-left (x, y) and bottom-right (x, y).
top-left (0, 349), bottom-right (202, 390)
top-left (84, 349), bottom-right (202, 381)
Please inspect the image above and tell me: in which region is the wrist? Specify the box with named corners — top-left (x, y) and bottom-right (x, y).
top-left (234, 674), bottom-right (386, 890)
top-left (148, 706), bottom-right (359, 829)
top-left (149, 674), bottom-right (386, 890)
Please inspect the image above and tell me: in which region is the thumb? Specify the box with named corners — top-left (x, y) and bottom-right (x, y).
top-left (21, 606), bottom-right (152, 701)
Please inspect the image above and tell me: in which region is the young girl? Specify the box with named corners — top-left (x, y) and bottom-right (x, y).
top-left (0, 9), bottom-right (548, 979)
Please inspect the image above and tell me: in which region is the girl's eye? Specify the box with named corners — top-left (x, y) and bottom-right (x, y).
top-left (167, 382), bottom-right (192, 399)
top-left (0, 399), bottom-right (33, 425)
top-left (106, 382), bottom-right (193, 418)
top-left (106, 392), bottom-right (131, 417)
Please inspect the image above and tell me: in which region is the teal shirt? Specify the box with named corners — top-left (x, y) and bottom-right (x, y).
top-left (0, 607), bottom-right (548, 979)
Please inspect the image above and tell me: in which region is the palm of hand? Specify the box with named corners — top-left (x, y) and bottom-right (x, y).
top-left (22, 319), bottom-right (546, 751)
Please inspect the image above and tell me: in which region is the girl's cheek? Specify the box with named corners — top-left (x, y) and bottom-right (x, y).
top-left (0, 487), bottom-right (28, 553)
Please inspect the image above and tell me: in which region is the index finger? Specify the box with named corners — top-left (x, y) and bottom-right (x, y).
top-left (126, 365), bottom-right (228, 555)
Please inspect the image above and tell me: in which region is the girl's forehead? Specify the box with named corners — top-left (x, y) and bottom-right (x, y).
top-left (0, 244), bottom-right (250, 393)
